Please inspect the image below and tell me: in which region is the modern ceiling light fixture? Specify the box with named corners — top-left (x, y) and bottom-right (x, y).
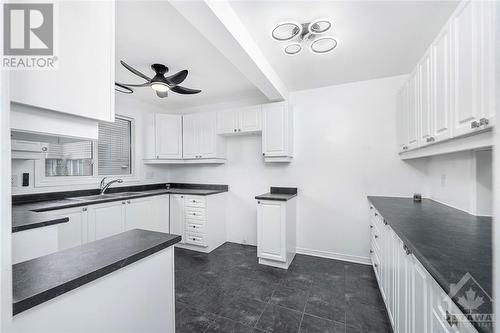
top-left (271, 18), bottom-right (338, 55)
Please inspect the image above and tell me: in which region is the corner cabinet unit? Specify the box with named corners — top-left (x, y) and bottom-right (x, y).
top-left (169, 193), bottom-right (227, 253)
top-left (9, 1), bottom-right (115, 122)
top-left (256, 198), bottom-right (296, 269)
top-left (262, 102), bottom-right (294, 162)
top-left (368, 203), bottom-right (479, 333)
top-left (397, 0), bottom-right (496, 158)
top-left (217, 105), bottom-right (262, 135)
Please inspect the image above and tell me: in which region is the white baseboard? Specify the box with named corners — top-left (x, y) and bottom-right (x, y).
top-left (295, 247), bottom-right (371, 265)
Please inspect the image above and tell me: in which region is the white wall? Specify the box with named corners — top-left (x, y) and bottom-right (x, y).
top-left (167, 75), bottom-right (429, 263)
top-left (426, 149), bottom-right (493, 216)
top-left (11, 95), bottom-right (169, 195)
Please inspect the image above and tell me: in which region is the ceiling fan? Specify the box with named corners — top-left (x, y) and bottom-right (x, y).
top-left (115, 60), bottom-right (201, 98)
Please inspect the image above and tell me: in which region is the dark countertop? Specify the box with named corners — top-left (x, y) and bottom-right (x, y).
top-left (368, 196), bottom-right (492, 333)
top-left (255, 186), bottom-right (298, 201)
top-left (13, 229), bottom-right (181, 315)
top-left (12, 183), bottom-right (228, 233)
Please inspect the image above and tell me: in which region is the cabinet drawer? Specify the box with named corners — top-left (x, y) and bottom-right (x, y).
top-left (185, 232), bottom-right (207, 247)
top-left (185, 196), bottom-right (206, 208)
top-left (185, 220), bottom-right (205, 233)
top-left (184, 207), bottom-right (206, 220)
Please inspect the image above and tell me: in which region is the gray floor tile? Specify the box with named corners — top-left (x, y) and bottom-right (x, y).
top-left (205, 315), bottom-right (254, 333)
top-left (304, 292), bottom-right (346, 323)
top-left (238, 277), bottom-right (279, 302)
top-left (255, 304), bottom-right (302, 333)
top-left (299, 314), bottom-right (346, 333)
top-left (175, 306), bottom-right (214, 333)
top-left (270, 285), bottom-right (309, 312)
top-left (217, 295), bottom-right (266, 326)
top-left (345, 301), bottom-right (391, 332)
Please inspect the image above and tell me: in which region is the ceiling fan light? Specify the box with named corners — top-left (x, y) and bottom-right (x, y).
top-left (271, 21), bottom-right (302, 41)
top-left (151, 83), bottom-right (169, 92)
top-left (308, 18), bottom-right (332, 34)
top-left (284, 43), bottom-right (302, 55)
top-left (310, 37), bottom-right (337, 54)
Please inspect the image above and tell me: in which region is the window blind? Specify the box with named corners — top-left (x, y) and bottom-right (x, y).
top-left (98, 117), bottom-right (132, 175)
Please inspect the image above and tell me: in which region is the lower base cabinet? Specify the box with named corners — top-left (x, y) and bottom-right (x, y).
top-left (170, 193), bottom-right (226, 253)
top-left (256, 198), bottom-right (296, 269)
top-left (368, 202), bottom-right (479, 333)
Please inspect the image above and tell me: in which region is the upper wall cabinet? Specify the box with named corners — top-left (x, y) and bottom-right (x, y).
top-left (183, 112), bottom-right (226, 160)
top-left (9, 1), bottom-right (115, 122)
top-left (217, 105), bottom-right (262, 135)
top-left (262, 102), bottom-right (293, 162)
top-left (398, 0), bottom-right (496, 158)
top-left (143, 113), bottom-right (183, 160)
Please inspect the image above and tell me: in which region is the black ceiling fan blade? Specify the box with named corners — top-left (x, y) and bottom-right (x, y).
top-left (115, 82), bottom-right (133, 94)
top-left (165, 70), bottom-right (188, 85)
top-left (119, 82), bottom-right (151, 87)
top-left (171, 85), bottom-right (201, 95)
top-left (156, 90), bottom-right (168, 98)
top-left (120, 60), bottom-right (151, 81)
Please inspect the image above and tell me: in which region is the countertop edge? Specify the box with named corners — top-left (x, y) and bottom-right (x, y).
top-left (255, 193), bottom-right (297, 201)
top-left (13, 233), bottom-right (181, 315)
top-left (12, 217), bottom-right (69, 233)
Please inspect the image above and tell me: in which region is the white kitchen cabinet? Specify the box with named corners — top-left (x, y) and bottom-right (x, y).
top-left (262, 102), bottom-right (293, 162)
top-left (173, 194), bottom-right (227, 253)
top-left (396, 83), bottom-right (409, 152)
top-left (155, 114), bottom-right (183, 159)
top-left (419, 50), bottom-right (433, 147)
top-left (124, 195), bottom-right (170, 233)
top-left (431, 22), bottom-right (453, 143)
top-left (256, 198), bottom-right (296, 269)
top-left (88, 201), bottom-right (126, 241)
top-left (407, 70), bottom-right (420, 150)
top-left (411, 258), bottom-right (431, 333)
top-left (54, 206), bottom-right (89, 251)
top-left (9, 1), bottom-right (115, 122)
top-left (217, 105), bottom-right (262, 135)
top-left (12, 225), bottom-right (59, 264)
top-left (183, 112), bottom-right (226, 160)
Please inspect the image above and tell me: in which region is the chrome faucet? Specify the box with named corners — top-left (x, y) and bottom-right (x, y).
top-left (99, 177), bottom-right (123, 195)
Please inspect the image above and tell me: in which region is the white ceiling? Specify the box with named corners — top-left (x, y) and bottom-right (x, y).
top-left (115, 1), bottom-right (266, 110)
top-left (230, 1), bottom-right (459, 91)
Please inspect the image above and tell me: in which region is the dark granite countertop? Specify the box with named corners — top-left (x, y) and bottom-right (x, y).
top-left (12, 183), bottom-right (228, 233)
top-left (368, 196), bottom-right (492, 333)
top-left (13, 229), bottom-right (181, 315)
top-left (255, 186), bottom-right (297, 201)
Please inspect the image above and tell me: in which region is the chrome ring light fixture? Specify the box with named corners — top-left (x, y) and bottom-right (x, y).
top-left (271, 18), bottom-right (337, 55)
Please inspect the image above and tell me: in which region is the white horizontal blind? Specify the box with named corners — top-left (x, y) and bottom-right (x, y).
top-left (98, 117), bottom-right (132, 175)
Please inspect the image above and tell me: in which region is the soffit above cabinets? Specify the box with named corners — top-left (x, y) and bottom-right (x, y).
top-left (115, 1), bottom-right (267, 110)
top-left (229, 0), bottom-right (460, 91)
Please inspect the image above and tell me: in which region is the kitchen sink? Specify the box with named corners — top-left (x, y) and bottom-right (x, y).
top-left (69, 194), bottom-right (118, 201)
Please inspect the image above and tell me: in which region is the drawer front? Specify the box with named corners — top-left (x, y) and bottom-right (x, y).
top-left (185, 220), bottom-right (205, 233)
top-left (185, 196), bottom-right (206, 208)
top-left (184, 207), bottom-right (206, 220)
top-left (185, 232), bottom-right (207, 247)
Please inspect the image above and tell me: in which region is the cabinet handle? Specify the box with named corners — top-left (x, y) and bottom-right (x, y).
top-left (262, 153), bottom-right (265, 156)
top-left (369, 250), bottom-right (373, 254)
top-left (193, 225), bottom-right (196, 228)
top-left (374, 212), bottom-right (378, 216)
top-left (181, 196), bottom-right (184, 198)
top-left (127, 200), bottom-right (131, 204)
top-left (370, 225), bottom-right (373, 229)
top-left (257, 201), bottom-right (261, 204)
top-left (234, 129), bottom-right (237, 132)
top-left (471, 121), bottom-right (480, 129)
top-left (403, 244), bottom-right (411, 255)
top-left (238, 129), bottom-right (241, 132)
top-left (479, 118), bottom-right (489, 127)
top-left (82, 207), bottom-right (87, 212)
top-left (369, 206), bottom-right (373, 210)
top-left (374, 263), bottom-right (378, 268)
top-left (383, 219), bottom-right (388, 225)
top-left (402, 146), bottom-right (408, 150)
top-left (446, 311), bottom-right (458, 327)
top-left (426, 137), bottom-right (435, 143)
top-left (375, 235), bottom-right (379, 239)
top-left (192, 213), bottom-right (196, 216)
top-left (156, 155), bottom-right (159, 159)
top-left (122, 201), bottom-right (126, 204)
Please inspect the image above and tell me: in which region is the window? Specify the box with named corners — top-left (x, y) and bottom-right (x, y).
top-left (97, 117), bottom-right (132, 175)
top-left (44, 116), bottom-right (132, 177)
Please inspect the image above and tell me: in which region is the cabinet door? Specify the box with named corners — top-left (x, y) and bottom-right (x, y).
top-left (396, 240), bottom-right (412, 333)
top-left (125, 196), bottom-right (169, 233)
top-left (262, 103), bottom-right (289, 157)
top-left (396, 84), bottom-right (409, 152)
top-left (198, 112), bottom-right (217, 158)
top-left (239, 105), bottom-right (262, 133)
top-left (9, 1), bottom-right (114, 122)
top-left (451, 0), bottom-right (482, 136)
top-left (182, 114), bottom-right (199, 159)
top-left (257, 200), bottom-right (286, 262)
top-left (217, 109), bottom-right (239, 134)
top-left (57, 207), bottom-right (88, 250)
top-left (12, 225), bottom-right (59, 264)
top-left (432, 23), bottom-right (453, 143)
top-left (155, 114), bottom-right (182, 159)
top-left (407, 70), bottom-right (420, 150)
top-left (88, 201), bottom-right (125, 241)
top-left (412, 257), bottom-right (431, 333)
top-left (170, 195), bottom-right (185, 243)
top-left (419, 50), bottom-right (433, 146)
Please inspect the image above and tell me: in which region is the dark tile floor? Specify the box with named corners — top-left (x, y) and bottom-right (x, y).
top-left (175, 242), bottom-right (391, 333)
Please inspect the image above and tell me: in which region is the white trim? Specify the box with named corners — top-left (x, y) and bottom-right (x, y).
top-left (295, 247), bottom-right (371, 265)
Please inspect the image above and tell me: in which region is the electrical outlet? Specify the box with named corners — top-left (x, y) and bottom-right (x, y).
top-left (11, 175), bottom-right (18, 187)
top-left (440, 174), bottom-right (447, 187)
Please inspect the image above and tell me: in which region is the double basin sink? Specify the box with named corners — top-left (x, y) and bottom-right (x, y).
top-left (69, 192), bottom-right (146, 202)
